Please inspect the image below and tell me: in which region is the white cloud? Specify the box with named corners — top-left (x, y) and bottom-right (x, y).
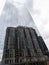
top-left (12, 0), bottom-right (26, 4)
top-left (0, 0), bottom-right (6, 16)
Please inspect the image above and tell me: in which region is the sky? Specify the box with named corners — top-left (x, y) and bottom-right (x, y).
top-left (0, 0), bottom-right (49, 61)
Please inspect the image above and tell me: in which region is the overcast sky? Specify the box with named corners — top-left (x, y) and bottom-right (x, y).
top-left (0, 0), bottom-right (49, 61)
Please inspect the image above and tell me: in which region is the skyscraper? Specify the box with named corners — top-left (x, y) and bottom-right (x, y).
top-left (2, 26), bottom-right (49, 65)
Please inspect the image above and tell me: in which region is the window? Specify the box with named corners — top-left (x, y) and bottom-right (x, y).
top-left (10, 54), bottom-right (13, 57)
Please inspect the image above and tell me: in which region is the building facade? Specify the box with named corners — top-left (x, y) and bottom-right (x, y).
top-left (2, 26), bottom-right (49, 65)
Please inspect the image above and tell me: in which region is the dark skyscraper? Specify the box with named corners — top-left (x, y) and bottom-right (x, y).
top-left (2, 26), bottom-right (49, 65)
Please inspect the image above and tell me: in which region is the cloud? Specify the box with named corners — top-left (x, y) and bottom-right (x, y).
top-left (0, 0), bottom-right (6, 16)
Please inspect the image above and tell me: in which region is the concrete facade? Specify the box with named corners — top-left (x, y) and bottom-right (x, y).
top-left (2, 26), bottom-right (49, 65)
